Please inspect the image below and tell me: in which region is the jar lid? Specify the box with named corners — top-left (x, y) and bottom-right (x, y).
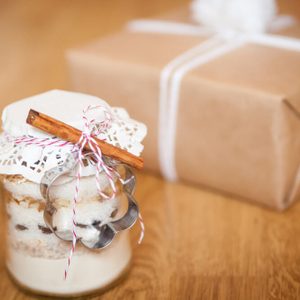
top-left (0, 90), bottom-right (147, 182)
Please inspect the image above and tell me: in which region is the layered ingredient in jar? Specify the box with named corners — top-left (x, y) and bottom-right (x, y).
top-left (2, 174), bottom-right (132, 295)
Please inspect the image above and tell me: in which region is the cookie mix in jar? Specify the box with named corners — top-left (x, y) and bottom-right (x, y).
top-left (0, 90), bottom-right (147, 297)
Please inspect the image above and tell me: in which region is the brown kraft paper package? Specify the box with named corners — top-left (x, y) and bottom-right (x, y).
top-left (66, 1), bottom-right (300, 210)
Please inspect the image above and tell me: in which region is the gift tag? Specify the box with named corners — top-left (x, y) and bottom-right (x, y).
top-left (40, 152), bottom-right (139, 249)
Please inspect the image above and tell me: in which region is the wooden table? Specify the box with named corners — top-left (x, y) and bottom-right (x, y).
top-left (1, 1), bottom-right (300, 299)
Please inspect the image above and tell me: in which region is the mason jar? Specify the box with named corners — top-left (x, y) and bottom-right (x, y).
top-left (0, 90), bottom-right (146, 297)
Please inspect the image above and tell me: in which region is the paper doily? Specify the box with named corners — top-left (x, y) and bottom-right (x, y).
top-left (0, 90), bottom-right (147, 183)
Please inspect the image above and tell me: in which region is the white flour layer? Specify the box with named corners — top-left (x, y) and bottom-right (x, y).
top-left (7, 231), bottom-right (131, 295)
top-left (3, 174), bottom-right (111, 202)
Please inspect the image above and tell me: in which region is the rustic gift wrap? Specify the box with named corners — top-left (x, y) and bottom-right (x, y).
top-left (66, 1), bottom-right (300, 210)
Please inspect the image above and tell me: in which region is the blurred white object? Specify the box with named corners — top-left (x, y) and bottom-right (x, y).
top-left (191, 0), bottom-right (277, 33)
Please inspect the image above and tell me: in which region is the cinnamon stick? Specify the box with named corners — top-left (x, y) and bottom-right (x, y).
top-left (26, 109), bottom-right (144, 170)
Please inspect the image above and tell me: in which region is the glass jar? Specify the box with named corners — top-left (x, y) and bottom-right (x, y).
top-left (0, 90), bottom-right (147, 297)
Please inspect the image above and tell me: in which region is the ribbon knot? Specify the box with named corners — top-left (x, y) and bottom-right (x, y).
top-left (65, 105), bottom-right (122, 279)
top-left (65, 104), bottom-right (145, 279)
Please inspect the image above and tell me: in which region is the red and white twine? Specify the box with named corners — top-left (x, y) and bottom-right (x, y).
top-left (64, 105), bottom-right (119, 279)
top-left (12, 135), bottom-right (72, 148)
top-left (6, 105), bottom-right (145, 279)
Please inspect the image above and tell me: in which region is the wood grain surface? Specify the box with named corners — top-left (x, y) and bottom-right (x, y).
top-left (1, 1), bottom-right (300, 299)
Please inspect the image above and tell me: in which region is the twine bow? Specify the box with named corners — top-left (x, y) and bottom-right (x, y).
top-left (65, 105), bottom-right (120, 279)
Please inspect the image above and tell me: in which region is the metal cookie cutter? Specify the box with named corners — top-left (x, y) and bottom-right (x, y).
top-left (40, 152), bottom-right (139, 249)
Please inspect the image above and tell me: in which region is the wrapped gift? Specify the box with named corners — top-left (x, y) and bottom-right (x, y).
top-left (66, 0), bottom-right (300, 210)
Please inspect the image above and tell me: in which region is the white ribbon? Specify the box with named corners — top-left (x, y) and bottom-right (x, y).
top-left (127, 16), bottom-right (300, 181)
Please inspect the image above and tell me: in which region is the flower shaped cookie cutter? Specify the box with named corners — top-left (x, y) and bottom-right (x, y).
top-left (40, 152), bottom-right (139, 249)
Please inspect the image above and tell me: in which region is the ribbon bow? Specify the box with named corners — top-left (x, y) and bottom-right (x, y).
top-left (65, 105), bottom-right (119, 278)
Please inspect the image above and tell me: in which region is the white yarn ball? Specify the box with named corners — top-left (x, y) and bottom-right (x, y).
top-left (191, 0), bottom-right (277, 34)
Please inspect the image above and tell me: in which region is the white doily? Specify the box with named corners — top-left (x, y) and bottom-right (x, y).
top-left (0, 90), bottom-right (147, 183)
